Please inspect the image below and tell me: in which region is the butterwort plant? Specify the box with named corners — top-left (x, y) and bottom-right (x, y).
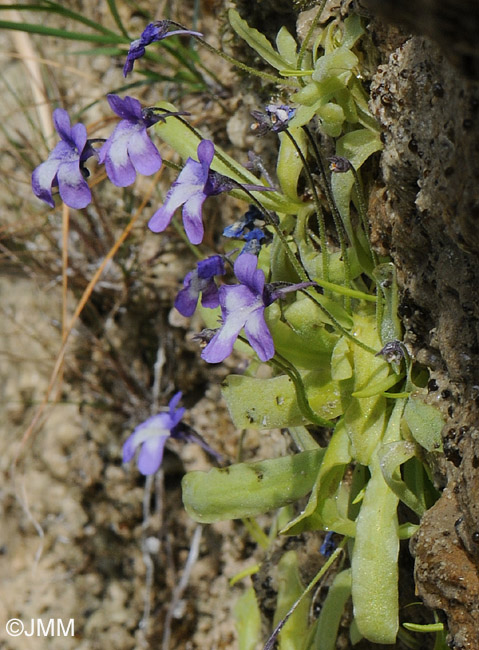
top-left (27, 6), bottom-right (449, 648)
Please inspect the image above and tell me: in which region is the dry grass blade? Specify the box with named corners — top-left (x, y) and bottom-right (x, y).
top-left (6, 4), bottom-right (53, 140)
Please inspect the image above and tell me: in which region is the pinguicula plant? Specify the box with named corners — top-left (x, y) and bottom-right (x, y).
top-left (29, 2), bottom-right (448, 648)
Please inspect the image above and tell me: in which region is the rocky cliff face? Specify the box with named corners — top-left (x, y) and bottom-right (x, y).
top-left (366, 13), bottom-right (479, 647)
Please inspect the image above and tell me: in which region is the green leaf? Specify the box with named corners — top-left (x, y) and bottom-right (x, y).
top-left (234, 588), bottom-right (262, 650)
top-left (274, 551), bottom-right (311, 650)
top-left (351, 372), bottom-right (402, 398)
top-left (351, 456), bottom-right (399, 644)
top-left (288, 426), bottom-right (320, 452)
top-left (341, 310), bottom-right (389, 465)
top-left (228, 8), bottom-right (290, 71)
top-left (402, 622), bottom-right (445, 633)
top-left (403, 395), bottom-right (444, 452)
top-left (0, 19), bottom-right (127, 44)
top-left (378, 440), bottom-right (426, 515)
top-left (312, 48), bottom-right (358, 84)
top-left (222, 370), bottom-right (342, 430)
top-left (310, 569), bottom-right (352, 650)
top-left (266, 300), bottom-right (339, 370)
top-left (373, 263), bottom-right (402, 345)
top-left (317, 102), bottom-right (345, 137)
top-left (277, 127), bottom-right (308, 201)
top-left (182, 449), bottom-right (326, 523)
top-left (281, 420), bottom-right (352, 535)
top-left (331, 337), bottom-right (353, 381)
top-left (339, 14), bottom-right (365, 49)
top-left (0, 3), bottom-right (117, 36)
top-left (275, 26), bottom-right (298, 66)
top-left (106, 0), bottom-right (130, 39)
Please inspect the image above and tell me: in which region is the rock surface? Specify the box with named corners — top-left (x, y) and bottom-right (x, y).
top-left (368, 25), bottom-right (479, 649)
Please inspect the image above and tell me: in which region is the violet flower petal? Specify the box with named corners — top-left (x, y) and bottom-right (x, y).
top-left (32, 108), bottom-right (95, 208)
top-left (234, 253), bottom-right (265, 295)
top-left (174, 257), bottom-right (224, 317)
top-left (200, 281), bottom-right (221, 309)
top-left (182, 192), bottom-right (207, 244)
top-left (168, 390), bottom-right (184, 416)
top-left (127, 128), bottom-right (163, 176)
top-left (174, 271), bottom-right (199, 317)
top-left (201, 298), bottom-right (248, 363)
top-left (197, 255), bottom-right (225, 279)
top-left (137, 434), bottom-right (169, 475)
top-left (32, 158), bottom-right (60, 207)
top-left (197, 139), bottom-right (215, 169)
top-left (32, 108), bottom-right (94, 209)
top-left (100, 126), bottom-right (137, 187)
top-left (148, 183), bottom-right (190, 232)
top-left (56, 159), bottom-right (92, 209)
top-left (243, 308), bottom-right (275, 361)
top-left (122, 392), bottom-right (184, 475)
top-left (148, 141), bottom-right (213, 236)
top-left (107, 94), bottom-right (143, 120)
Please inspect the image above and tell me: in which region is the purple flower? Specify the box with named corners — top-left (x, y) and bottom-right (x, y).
top-left (123, 21), bottom-right (203, 76)
top-left (98, 94), bottom-right (166, 187)
top-left (32, 108), bottom-right (96, 209)
top-left (223, 205), bottom-right (270, 254)
top-left (148, 140), bottom-right (232, 244)
top-left (251, 104), bottom-right (296, 135)
top-left (148, 140), bottom-right (272, 245)
top-left (320, 532), bottom-right (337, 557)
top-left (201, 253), bottom-right (275, 363)
top-left (122, 392), bottom-right (185, 475)
top-left (175, 255), bottom-right (226, 317)
top-left (241, 228), bottom-right (267, 255)
top-left (223, 204), bottom-right (263, 238)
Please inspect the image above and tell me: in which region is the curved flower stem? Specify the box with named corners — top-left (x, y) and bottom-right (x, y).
top-left (169, 21), bottom-right (300, 88)
top-left (300, 288), bottom-right (378, 356)
top-left (270, 353), bottom-right (335, 428)
top-left (302, 125), bottom-right (352, 305)
top-left (313, 278), bottom-right (377, 302)
top-left (228, 181), bottom-right (311, 284)
top-left (282, 128), bottom-right (330, 284)
top-left (351, 165), bottom-right (378, 269)
top-left (235, 335), bottom-right (333, 427)
top-left (163, 113), bottom-right (272, 191)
